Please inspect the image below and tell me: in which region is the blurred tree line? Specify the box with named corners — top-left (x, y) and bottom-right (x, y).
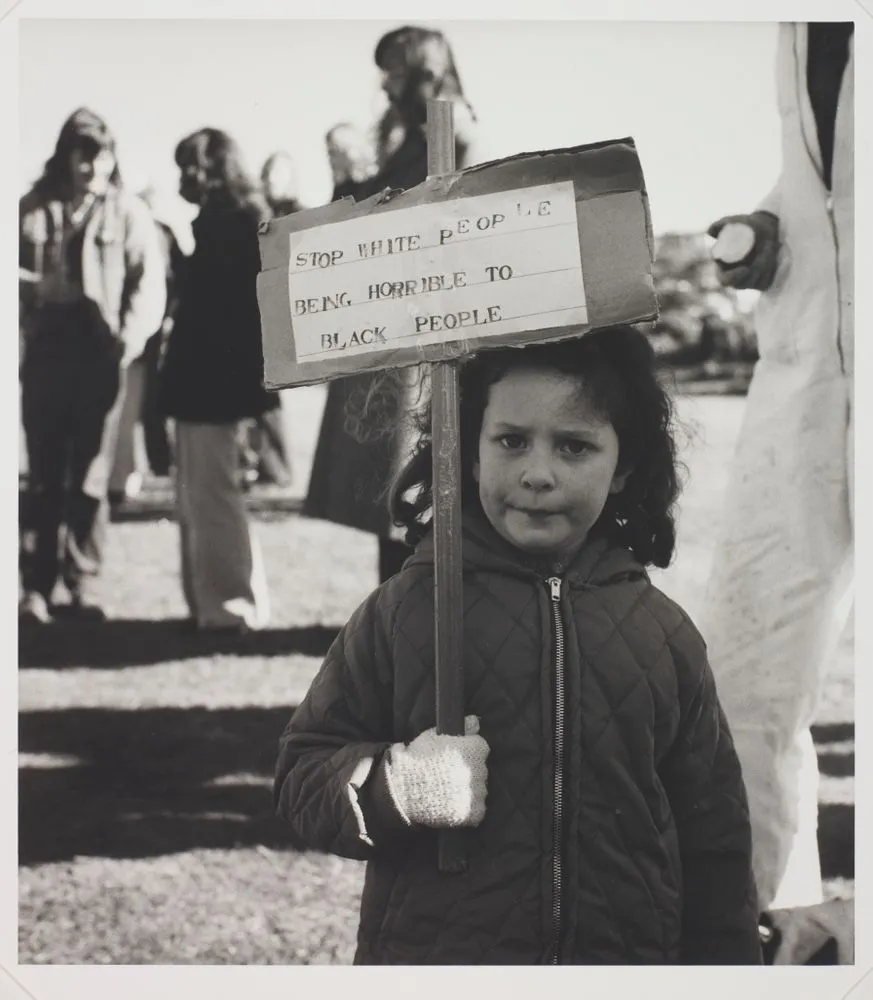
top-left (648, 233), bottom-right (759, 392)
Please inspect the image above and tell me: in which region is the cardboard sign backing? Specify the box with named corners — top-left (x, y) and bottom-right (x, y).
top-left (258, 137), bottom-right (656, 389)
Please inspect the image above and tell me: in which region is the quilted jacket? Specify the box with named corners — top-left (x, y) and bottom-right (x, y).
top-left (274, 510), bottom-right (762, 965)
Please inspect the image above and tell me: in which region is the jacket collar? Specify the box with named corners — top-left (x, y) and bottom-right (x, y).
top-left (406, 504), bottom-right (647, 590)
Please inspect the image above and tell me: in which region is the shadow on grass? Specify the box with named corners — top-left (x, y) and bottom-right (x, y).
top-left (818, 804), bottom-right (854, 880)
top-left (20, 707), bottom-right (855, 878)
top-left (20, 705), bottom-right (298, 864)
top-left (19, 620), bottom-right (341, 669)
top-left (811, 723), bottom-right (855, 779)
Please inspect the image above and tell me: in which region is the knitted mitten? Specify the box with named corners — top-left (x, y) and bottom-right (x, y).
top-left (384, 715), bottom-right (489, 828)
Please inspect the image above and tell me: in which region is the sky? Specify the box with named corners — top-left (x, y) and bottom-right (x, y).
top-left (17, 18), bottom-right (786, 237)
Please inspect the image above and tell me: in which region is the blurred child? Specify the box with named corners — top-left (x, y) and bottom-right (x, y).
top-left (275, 326), bottom-right (762, 964)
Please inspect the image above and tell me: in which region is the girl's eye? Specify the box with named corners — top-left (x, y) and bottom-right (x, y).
top-left (498, 433), bottom-right (525, 450)
top-left (560, 439), bottom-right (590, 456)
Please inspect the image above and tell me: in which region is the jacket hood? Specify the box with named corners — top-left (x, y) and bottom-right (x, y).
top-left (405, 505), bottom-right (648, 589)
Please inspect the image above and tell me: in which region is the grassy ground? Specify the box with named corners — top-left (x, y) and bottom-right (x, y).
top-left (18, 388), bottom-right (854, 964)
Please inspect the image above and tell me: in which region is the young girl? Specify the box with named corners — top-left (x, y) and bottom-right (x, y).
top-left (274, 325), bottom-right (762, 965)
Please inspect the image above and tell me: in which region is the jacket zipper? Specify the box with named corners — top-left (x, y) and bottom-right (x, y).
top-left (547, 575), bottom-right (565, 964)
top-left (793, 25), bottom-right (845, 375)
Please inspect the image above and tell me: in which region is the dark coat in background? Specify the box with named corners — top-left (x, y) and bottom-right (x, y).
top-left (304, 122), bottom-right (471, 537)
top-left (159, 200), bottom-right (278, 424)
top-left (140, 219), bottom-right (185, 476)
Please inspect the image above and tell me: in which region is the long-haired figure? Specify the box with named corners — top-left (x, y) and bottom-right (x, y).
top-left (159, 127), bottom-right (274, 632)
top-left (304, 26), bottom-right (477, 585)
top-left (18, 107), bottom-right (166, 623)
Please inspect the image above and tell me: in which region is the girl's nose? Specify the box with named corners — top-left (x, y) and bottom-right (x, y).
top-left (520, 451), bottom-right (556, 491)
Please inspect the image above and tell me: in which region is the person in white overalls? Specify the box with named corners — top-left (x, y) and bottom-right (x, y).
top-left (702, 22), bottom-right (854, 911)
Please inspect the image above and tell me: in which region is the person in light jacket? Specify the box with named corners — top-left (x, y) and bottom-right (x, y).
top-left (701, 21), bottom-right (854, 912)
top-left (18, 107), bottom-right (166, 623)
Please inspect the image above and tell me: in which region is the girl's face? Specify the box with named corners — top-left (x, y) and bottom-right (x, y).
top-left (474, 367), bottom-right (628, 569)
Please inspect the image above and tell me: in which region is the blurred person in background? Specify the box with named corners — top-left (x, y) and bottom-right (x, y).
top-left (159, 127), bottom-right (274, 632)
top-left (304, 26), bottom-right (477, 583)
top-left (18, 107), bottom-right (166, 623)
top-left (105, 353), bottom-right (148, 504)
top-left (108, 187), bottom-right (187, 502)
top-left (700, 22), bottom-right (854, 925)
top-left (325, 122), bottom-right (378, 202)
top-left (138, 187), bottom-right (187, 480)
top-left (362, 24), bottom-right (476, 197)
top-left (260, 151), bottom-right (303, 218)
top-left (235, 151), bottom-right (302, 490)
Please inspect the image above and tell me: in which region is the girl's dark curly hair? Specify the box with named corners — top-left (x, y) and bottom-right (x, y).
top-left (388, 326), bottom-right (683, 569)
top-left (175, 128), bottom-right (266, 217)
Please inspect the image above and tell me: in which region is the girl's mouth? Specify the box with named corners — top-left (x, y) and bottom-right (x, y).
top-left (511, 506), bottom-right (561, 518)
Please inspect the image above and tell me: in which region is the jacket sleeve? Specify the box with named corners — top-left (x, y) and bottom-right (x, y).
top-left (659, 620), bottom-right (763, 965)
top-left (118, 197), bottom-right (167, 359)
top-left (274, 587), bottom-right (412, 860)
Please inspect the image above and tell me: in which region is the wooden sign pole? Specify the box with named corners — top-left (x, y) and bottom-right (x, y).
top-left (427, 99), bottom-right (467, 874)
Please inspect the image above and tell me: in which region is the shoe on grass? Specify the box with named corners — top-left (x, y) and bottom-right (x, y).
top-left (19, 592), bottom-right (53, 624)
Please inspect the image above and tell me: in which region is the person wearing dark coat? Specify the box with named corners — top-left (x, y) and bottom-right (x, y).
top-left (141, 216), bottom-right (185, 478)
top-left (159, 128), bottom-right (274, 631)
top-left (304, 27), bottom-right (477, 584)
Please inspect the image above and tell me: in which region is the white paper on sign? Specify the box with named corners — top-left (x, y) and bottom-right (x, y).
top-left (286, 181), bottom-right (588, 363)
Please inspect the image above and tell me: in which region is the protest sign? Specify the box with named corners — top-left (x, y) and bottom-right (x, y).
top-left (258, 137), bottom-right (656, 388)
top-left (258, 118), bottom-right (657, 874)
